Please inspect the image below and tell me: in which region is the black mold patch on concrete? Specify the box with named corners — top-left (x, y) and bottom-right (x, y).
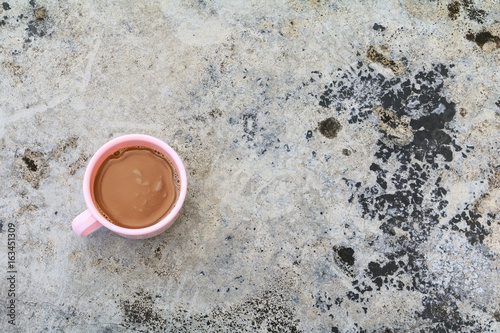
top-left (419, 294), bottom-right (475, 331)
top-left (461, 0), bottom-right (487, 23)
top-left (448, 206), bottom-right (489, 245)
top-left (318, 117), bottom-right (341, 139)
top-left (2, 2), bottom-right (10, 10)
top-left (306, 130), bottom-right (313, 141)
top-left (313, 61), bottom-right (492, 331)
top-left (334, 246), bottom-right (355, 266)
top-left (367, 260), bottom-right (398, 278)
top-left (373, 23), bottom-right (386, 31)
top-left (318, 63), bottom-right (463, 242)
top-left (313, 291), bottom-right (333, 313)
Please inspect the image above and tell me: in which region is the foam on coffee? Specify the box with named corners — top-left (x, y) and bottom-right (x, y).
top-left (92, 146), bottom-right (180, 229)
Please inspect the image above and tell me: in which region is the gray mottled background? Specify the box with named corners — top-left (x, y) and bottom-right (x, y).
top-left (1, 0), bottom-right (500, 332)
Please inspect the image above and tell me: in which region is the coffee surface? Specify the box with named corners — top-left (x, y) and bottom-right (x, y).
top-left (93, 146), bottom-right (179, 229)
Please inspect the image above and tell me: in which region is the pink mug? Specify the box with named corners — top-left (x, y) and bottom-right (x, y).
top-left (72, 134), bottom-right (187, 239)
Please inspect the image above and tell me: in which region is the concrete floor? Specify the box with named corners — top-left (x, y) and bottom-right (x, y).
top-left (1, 0), bottom-right (500, 332)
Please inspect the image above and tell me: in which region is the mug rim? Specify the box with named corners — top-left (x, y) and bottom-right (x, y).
top-left (82, 134), bottom-right (187, 236)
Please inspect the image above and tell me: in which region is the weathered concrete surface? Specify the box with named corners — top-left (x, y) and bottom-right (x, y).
top-left (1, 0), bottom-right (500, 332)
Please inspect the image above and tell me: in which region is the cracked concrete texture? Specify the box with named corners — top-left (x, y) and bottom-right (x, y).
top-left (1, 0), bottom-right (500, 332)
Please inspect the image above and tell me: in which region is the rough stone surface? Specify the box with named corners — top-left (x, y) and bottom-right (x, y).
top-left (1, 0), bottom-right (500, 332)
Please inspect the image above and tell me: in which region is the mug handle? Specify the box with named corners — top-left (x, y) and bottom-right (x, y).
top-left (72, 210), bottom-right (103, 237)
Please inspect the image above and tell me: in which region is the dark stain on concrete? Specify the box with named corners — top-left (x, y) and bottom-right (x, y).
top-left (34, 7), bottom-right (47, 21)
top-left (372, 106), bottom-right (414, 146)
top-left (18, 137), bottom-right (80, 188)
top-left (212, 289), bottom-right (301, 332)
top-left (466, 31), bottom-right (500, 49)
top-left (367, 46), bottom-right (401, 74)
top-left (19, 149), bottom-right (47, 189)
top-left (461, 0), bottom-right (486, 23)
top-left (448, 0), bottom-right (487, 23)
top-left (242, 112), bottom-right (258, 142)
top-left (230, 109), bottom-right (280, 156)
top-left (373, 23), bottom-right (386, 32)
top-left (448, 1), bottom-right (461, 19)
top-left (2, 2), bottom-right (10, 10)
top-left (318, 117), bottom-right (341, 139)
top-left (68, 154), bottom-right (88, 176)
top-left (375, 106), bottom-right (398, 128)
top-left (120, 291), bottom-right (165, 330)
top-left (120, 286), bottom-right (301, 332)
top-left (209, 108), bottom-right (222, 119)
top-left (24, 5), bottom-right (51, 41)
top-left (367, 46), bottom-right (396, 69)
top-left (22, 155), bottom-right (38, 171)
top-left (420, 294), bottom-right (471, 331)
top-left (27, 23), bottom-right (38, 36)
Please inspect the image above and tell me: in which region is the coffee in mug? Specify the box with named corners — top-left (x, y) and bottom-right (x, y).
top-left (92, 146), bottom-right (180, 229)
top-left (72, 134), bottom-right (187, 239)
